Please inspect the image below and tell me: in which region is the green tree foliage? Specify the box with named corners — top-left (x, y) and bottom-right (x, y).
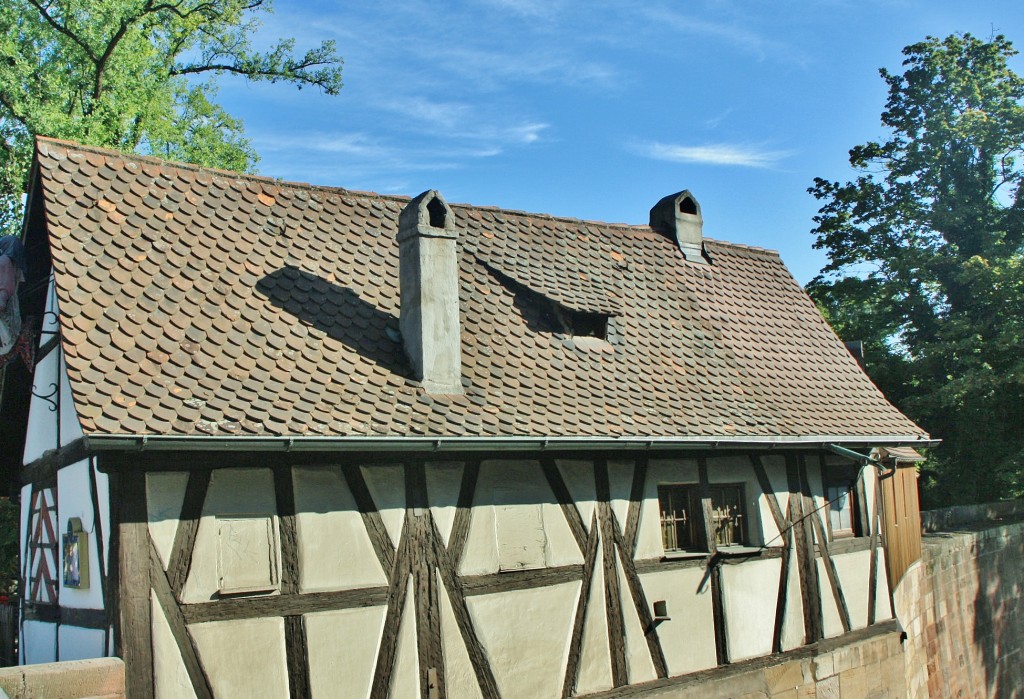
top-left (809, 34), bottom-right (1024, 507)
top-left (0, 0), bottom-right (343, 233)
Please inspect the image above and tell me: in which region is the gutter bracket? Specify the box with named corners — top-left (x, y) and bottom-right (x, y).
top-left (825, 443), bottom-right (895, 478)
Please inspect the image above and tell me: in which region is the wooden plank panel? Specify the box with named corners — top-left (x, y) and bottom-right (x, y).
top-left (150, 540), bottom-right (214, 699)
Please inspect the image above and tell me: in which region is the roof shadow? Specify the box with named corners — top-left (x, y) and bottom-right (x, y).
top-left (255, 266), bottom-right (410, 378)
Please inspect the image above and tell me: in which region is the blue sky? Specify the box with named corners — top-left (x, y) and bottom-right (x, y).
top-left (217, 0), bottom-right (1024, 284)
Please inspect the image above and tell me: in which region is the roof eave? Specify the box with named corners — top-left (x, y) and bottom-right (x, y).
top-left (83, 434), bottom-right (939, 453)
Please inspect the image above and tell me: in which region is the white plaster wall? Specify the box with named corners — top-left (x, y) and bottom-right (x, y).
top-left (23, 282), bottom-right (61, 463)
top-left (20, 620), bottom-right (57, 665)
top-left (831, 549), bottom-right (872, 631)
top-left (804, 455), bottom-right (829, 537)
top-left (721, 557), bottom-right (781, 661)
top-left (637, 568), bottom-right (717, 676)
top-left (179, 469), bottom-right (278, 604)
top-left (617, 554), bottom-right (657, 684)
top-left (781, 543), bottom-right (806, 651)
top-left (425, 461), bottom-right (463, 547)
top-left (390, 576), bottom-right (419, 699)
top-left (58, 458), bottom-right (108, 611)
top-left (190, 617), bottom-right (289, 698)
top-left (467, 582), bottom-right (578, 699)
top-left (18, 482), bottom-right (30, 599)
top-left (607, 460), bottom-right (634, 530)
top-left (152, 596), bottom-right (198, 699)
top-left (554, 460), bottom-right (596, 535)
top-left (437, 570), bottom-right (483, 699)
top-left (575, 557), bottom-right (612, 696)
top-left (306, 605), bottom-right (386, 699)
top-left (361, 465), bottom-right (406, 549)
top-left (58, 352), bottom-right (84, 446)
top-left (56, 625), bottom-right (106, 662)
top-left (292, 467), bottom-right (387, 592)
top-left (874, 547), bottom-right (893, 622)
top-left (148, 472), bottom-right (189, 570)
top-left (460, 460), bottom-right (582, 576)
top-left (758, 455), bottom-right (789, 546)
top-left (819, 557), bottom-right (844, 639)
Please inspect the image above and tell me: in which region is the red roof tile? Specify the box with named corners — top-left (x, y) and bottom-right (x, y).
top-left (32, 137), bottom-right (927, 440)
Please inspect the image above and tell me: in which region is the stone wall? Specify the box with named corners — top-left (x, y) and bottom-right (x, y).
top-left (0, 657), bottom-right (124, 698)
top-left (584, 622), bottom-right (907, 698)
top-left (895, 505), bottom-right (1024, 699)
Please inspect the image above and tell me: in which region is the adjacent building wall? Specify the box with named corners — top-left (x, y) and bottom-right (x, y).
top-left (894, 504), bottom-right (1024, 699)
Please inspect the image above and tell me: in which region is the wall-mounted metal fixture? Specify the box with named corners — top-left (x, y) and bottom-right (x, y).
top-left (652, 600), bottom-right (670, 625)
top-left (62, 517), bottom-right (89, 589)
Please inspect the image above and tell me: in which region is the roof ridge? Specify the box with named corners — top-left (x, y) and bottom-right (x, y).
top-left (35, 136), bottom-right (779, 256)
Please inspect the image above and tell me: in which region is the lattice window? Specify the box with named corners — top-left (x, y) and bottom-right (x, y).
top-left (658, 483), bottom-right (746, 551)
top-left (26, 486), bottom-right (59, 606)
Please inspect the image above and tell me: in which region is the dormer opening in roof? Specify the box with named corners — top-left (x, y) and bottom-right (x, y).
top-left (397, 190), bottom-right (464, 395)
top-left (649, 190), bottom-right (707, 263)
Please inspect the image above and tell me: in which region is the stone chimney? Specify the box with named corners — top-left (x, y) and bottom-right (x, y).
top-left (649, 190), bottom-right (705, 263)
top-left (397, 190), bottom-right (463, 394)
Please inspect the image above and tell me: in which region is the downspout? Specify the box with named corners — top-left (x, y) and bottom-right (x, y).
top-left (826, 443), bottom-right (895, 478)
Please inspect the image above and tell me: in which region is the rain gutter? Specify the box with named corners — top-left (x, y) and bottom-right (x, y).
top-left (84, 434), bottom-right (940, 453)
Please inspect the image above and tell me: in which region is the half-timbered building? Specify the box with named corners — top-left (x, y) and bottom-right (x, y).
top-left (5, 137), bottom-right (934, 697)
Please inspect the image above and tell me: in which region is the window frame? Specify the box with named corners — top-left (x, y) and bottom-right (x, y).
top-left (658, 482), bottom-right (748, 554)
top-left (824, 464), bottom-right (866, 540)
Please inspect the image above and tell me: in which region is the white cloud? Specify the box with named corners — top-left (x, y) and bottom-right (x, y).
top-left (631, 141), bottom-right (793, 168)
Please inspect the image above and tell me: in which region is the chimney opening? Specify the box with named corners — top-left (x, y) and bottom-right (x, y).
top-left (427, 197), bottom-right (447, 229)
top-left (679, 196), bottom-right (697, 215)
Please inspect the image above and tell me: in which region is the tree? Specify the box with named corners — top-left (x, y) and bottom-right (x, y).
top-left (808, 33), bottom-right (1024, 507)
top-left (0, 0), bottom-right (343, 233)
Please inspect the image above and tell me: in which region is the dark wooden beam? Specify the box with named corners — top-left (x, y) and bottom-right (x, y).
top-left (166, 469), bottom-right (211, 597)
top-left (867, 475), bottom-right (883, 626)
top-left (561, 516), bottom-right (600, 699)
top-left (432, 520), bottom-right (500, 699)
top-left (771, 499), bottom-right (794, 654)
top-left (343, 464), bottom-right (397, 575)
top-left (622, 456), bottom-right (648, 559)
top-left (611, 516), bottom-right (668, 679)
top-left (370, 518), bottom-right (411, 699)
top-left (461, 565), bottom-right (585, 596)
top-left (810, 513), bottom-right (852, 634)
top-left (275, 466), bottom-right (311, 699)
top-left (116, 472), bottom-right (153, 698)
top-left (408, 464), bottom-right (445, 699)
top-left (182, 587), bottom-right (390, 624)
top-left (750, 455), bottom-right (786, 535)
top-left (150, 540), bottom-right (214, 699)
top-left (447, 460), bottom-right (479, 568)
top-left (698, 457), bottom-right (729, 665)
top-left (541, 457), bottom-right (589, 555)
top-left (20, 437), bottom-right (88, 485)
top-left (791, 455), bottom-right (823, 644)
top-left (596, 459), bottom-right (628, 687)
top-left (20, 605), bottom-right (107, 629)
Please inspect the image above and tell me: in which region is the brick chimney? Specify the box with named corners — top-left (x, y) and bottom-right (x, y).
top-left (650, 190), bottom-right (705, 263)
top-left (397, 190), bottom-right (463, 394)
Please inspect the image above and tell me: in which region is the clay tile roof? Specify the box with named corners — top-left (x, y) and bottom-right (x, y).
top-left (30, 137), bottom-right (927, 441)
